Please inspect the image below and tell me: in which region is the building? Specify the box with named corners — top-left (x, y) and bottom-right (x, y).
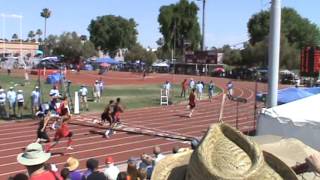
top-left (0, 40), bottom-right (39, 57)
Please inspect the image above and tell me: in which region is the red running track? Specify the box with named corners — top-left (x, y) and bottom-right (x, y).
top-left (0, 72), bottom-right (271, 179)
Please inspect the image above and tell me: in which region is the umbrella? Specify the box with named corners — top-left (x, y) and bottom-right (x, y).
top-left (100, 63), bottom-right (111, 67)
top-left (214, 67), bottom-right (225, 72)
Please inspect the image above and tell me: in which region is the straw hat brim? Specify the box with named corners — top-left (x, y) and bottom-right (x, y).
top-left (66, 159), bottom-right (79, 171)
top-left (151, 149), bottom-right (192, 180)
top-left (151, 123), bottom-right (298, 180)
top-left (17, 152), bottom-right (51, 166)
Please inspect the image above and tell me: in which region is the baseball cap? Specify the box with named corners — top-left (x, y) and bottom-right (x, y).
top-left (105, 156), bottom-right (114, 164)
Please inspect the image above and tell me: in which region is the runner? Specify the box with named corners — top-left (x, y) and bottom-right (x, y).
top-left (112, 97), bottom-right (124, 125)
top-left (45, 107), bottom-right (73, 152)
top-left (35, 111), bottom-right (50, 143)
top-left (180, 79), bottom-right (188, 98)
top-left (227, 80), bottom-right (234, 98)
top-left (100, 100), bottom-right (114, 126)
top-left (187, 88), bottom-right (196, 118)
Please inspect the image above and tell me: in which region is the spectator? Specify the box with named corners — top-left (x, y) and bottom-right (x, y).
top-left (99, 78), bottom-right (104, 94)
top-left (172, 146), bottom-right (180, 154)
top-left (137, 168), bottom-right (147, 180)
top-left (191, 138), bottom-right (200, 150)
top-left (17, 142), bottom-right (62, 180)
top-left (79, 85), bottom-right (89, 111)
top-left (16, 90), bottom-right (24, 118)
top-left (31, 86), bottom-right (41, 114)
top-left (65, 157), bottom-right (82, 180)
top-left (227, 81), bottom-right (234, 97)
top-left (153, 146), bottom-right (165, 163)
top-left (7, 87), bottom-right (16, 117)
top-left (116, 172), bottom-right (129, 180)
top-left (127, 157), bottom-right (138, 180)
top-left (180, 79), bottom-right (188, 98)
top-left (0, 88), bottom-right (7, 118)
top-left (93, 80), bottom-right (101, 103)
top-left (9, 173), bottom-right (28, 180)
top-left (49, 85), bottom-right (60, 98)
top-left (208, 80), bottom-right (215, 102)
top-left (189, 78), bottom-right (195, 92)
top-left (85, 158), bottom-right (107, 180)
top-left (196, 81), bottom-right (204, 100)
top-left (162, 81), bottom-right (171, 97)
top-left (104, 156), bottom-right (120, 180)
top-left (60, 168), bottom-right (71, 180)
top-left (306, 153), bottom-right (320, 173)
top-left (82, 158), bottom-right (98, 179)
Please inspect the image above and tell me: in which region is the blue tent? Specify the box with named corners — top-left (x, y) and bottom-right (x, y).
top-left (302, 87), bottom-right (320, 94)
top-left (95, 58), bottom-right (119, 65)
top-left (47, 73), bottom-right (64, 85)
top-left (277, 87), bottom-right (314, 105)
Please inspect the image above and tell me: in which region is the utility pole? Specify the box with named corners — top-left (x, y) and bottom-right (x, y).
top-left (267, 0), bottom-right (281, 108)
top-left (200, 0), bottom-right (206, 51)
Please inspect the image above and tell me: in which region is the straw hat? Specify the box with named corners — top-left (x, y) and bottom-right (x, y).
top-left (65, 157), bottom-right (79, 171)
top-left (151, 123), bottom-right (298, 180)
top-left (17, 143), bottom-right (51, 166)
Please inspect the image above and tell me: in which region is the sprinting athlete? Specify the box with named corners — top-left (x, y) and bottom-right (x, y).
top-left (35, 111), bottom-right (50, 143)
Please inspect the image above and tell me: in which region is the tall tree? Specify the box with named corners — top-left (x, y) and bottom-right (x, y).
top-left (12, 33), bottom-right (18, 41)
top-left (248, 7), bottom-right (320, 48)
top-left (88, 15), bottom-right (138, 56)
top-left (125, 43), bottom-right (157, 66)
top-left (36, 29), bottom-right (43, 42)
top-left (28, 30), bottom-right (35, 41)
top-left (52, 32), bottom-right (97, 62)
top-left (158, 0), bottom-right (201, 58)
top-left (40, 8), bottom-right (51, 41)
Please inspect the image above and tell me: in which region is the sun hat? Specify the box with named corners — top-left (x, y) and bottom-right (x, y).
top-left (35, 86), bottom-right (39, 89)
top-left (105, 156), bottom-right (114, 164)
top-left (151, 123), bottom-right (298, 180)
top-left (0, 89), bottom-right (4, 92)
top-left (65, 157), bottom-right (80, 171)
top-left (18, 90), bottom-right (23, 93)
top-left (9, 87), bottom-right (13, 89)
top-left (17, 143), bottom-right (51, 166)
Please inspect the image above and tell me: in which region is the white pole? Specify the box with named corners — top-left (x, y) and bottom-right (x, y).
top-left (19, 15), bottom-right (22, 61)
top-left (2, 16), bottom-right (5, 56)
top-left (267, 0), bottom-right (282, 108)
top-left (74, 91), bottom-right (80, 114)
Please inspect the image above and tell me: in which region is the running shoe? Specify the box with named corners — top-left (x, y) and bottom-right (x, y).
top-left (66, 146), bottom-right (74, 150)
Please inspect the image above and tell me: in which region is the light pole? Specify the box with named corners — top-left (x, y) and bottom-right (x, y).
top-left (198, 0), bottom-right (206, 51)
top-left (267, 0), bottom-right (281, 108)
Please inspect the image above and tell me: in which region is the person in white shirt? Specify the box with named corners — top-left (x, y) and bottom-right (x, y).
top-left (104, 156), bottom-right (120, 180)
top-left (163, 80), bottom-right (171, 97)
top-left (7, 87), bottom-right (16, 117)
top-left (189, 78), bottom-right (195, 93)
top-left (196, 81), bottom-right (204, 100)
top-left (153, 146), bottom-right (165, 163)
top-left (49, 85), bottom-right (59, 98)
top-left (79, 85), bottom-right (89, 111)
top-left (227, 81), bottom-right (234, 97)
top-left (93, 80), bottom-right (101, 103)
top-left (16, 90), bottom-right (24, 118)
top-left (31, 86), bottom-right (41, 114)
top-left (0, 88), bottom-right (7, 118)
top-left (99, 78), bottom-right (104, 94)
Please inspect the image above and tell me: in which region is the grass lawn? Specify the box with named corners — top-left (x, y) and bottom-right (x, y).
top-left (0, 74), bottom-right (222, 120)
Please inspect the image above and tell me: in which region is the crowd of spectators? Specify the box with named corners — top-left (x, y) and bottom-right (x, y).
top-left (9, 140), bottom-right (200, 180)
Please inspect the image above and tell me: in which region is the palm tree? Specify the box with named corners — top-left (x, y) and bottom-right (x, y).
top-left (36, 29), bottom-right (42, 42)
top-left (40, 8), bottom-right (51, 41)
top-left (28, 30), bottom-right (35, 41)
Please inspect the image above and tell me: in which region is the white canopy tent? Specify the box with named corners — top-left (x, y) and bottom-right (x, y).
top-left (257, 94), bottom-right (320, 149)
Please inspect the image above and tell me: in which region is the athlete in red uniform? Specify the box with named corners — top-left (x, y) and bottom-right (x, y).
top-left (188, 88), bottom-right (196, 118)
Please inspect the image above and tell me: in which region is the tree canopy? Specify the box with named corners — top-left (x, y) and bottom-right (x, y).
top-left (45, 32), bottom-right (97, 63)
top-left (158, 0), bottom-right (201, 59)
top-left (88, 15), bottom-right (138, 55)
top-left (125, 43), bottom-right (157, 66)
top-left (248, 7), bottom-right (320, 48)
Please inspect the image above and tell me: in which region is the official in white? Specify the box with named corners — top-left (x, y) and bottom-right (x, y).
top-left (16, 90), bottom-right (24, 118)
top-left (7, 87), bottom-right (16, 117)
top-left (196, 81), bottom-right (204, 100)
top-left (79, 85), bottom-right (89, 111)
top-left (93, 80), bottom-right (101, 102)
top-left (0, 89), bottom-right (7, 118)
top-left (31, 86), bottom-right (41, 114)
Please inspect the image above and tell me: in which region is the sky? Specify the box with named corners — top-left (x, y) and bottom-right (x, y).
top-left (0, 0), bottom-right (319, 49)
